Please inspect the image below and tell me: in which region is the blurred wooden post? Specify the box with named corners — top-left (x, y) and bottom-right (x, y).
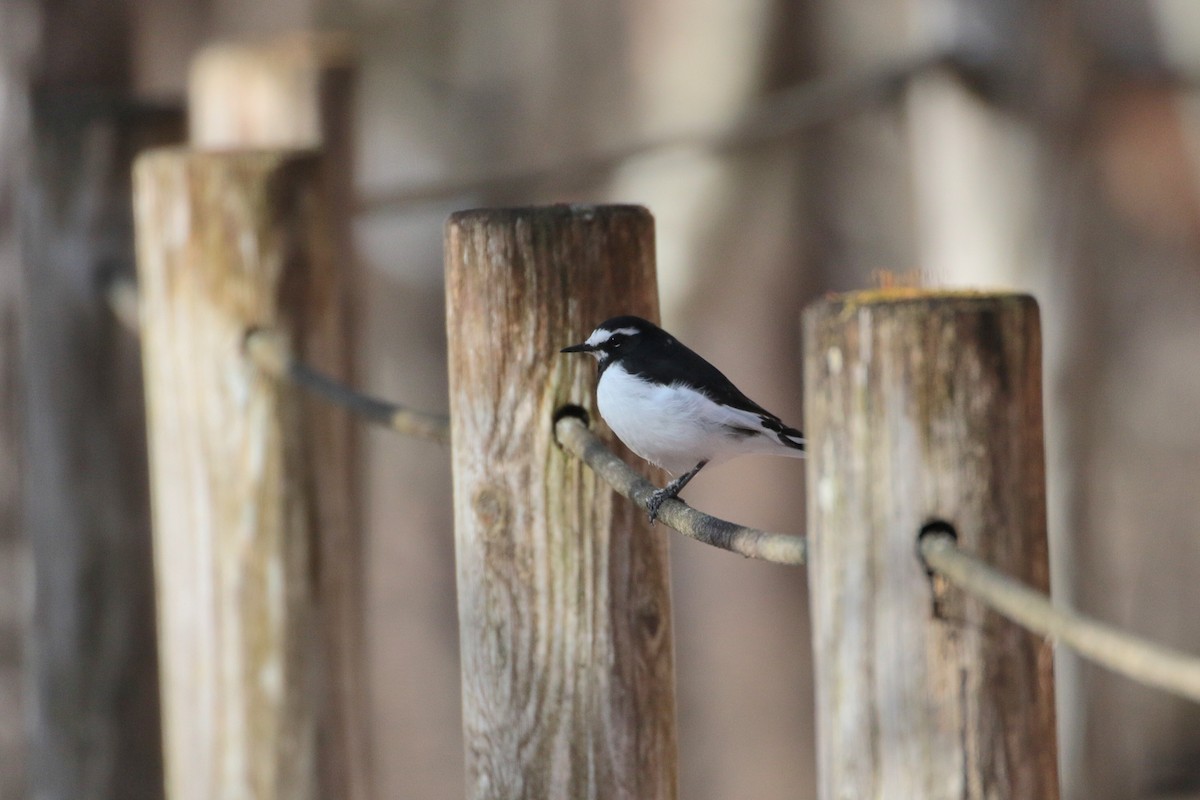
top-left (189, 32), bottom-right (354, 150)
top-left (187, 33), bottom-right (368, 798)
top-left (14, 13), bottom-right (182, 798)
top-left (188, 32), bottom-right (357, 273)
top-left (133, 148), bottom-right (350, 800)
top-left (0, 25), bottom-right (26, 793)
top-left (802, 292), bottom-right (1058, 799)
top-left (445, 206), bottom-right (678, 800)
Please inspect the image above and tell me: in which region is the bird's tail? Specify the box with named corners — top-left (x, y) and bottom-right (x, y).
top-left (761, 417), bottom-right (805, 456)
top-left (777, 428), bottom-right (806, 456)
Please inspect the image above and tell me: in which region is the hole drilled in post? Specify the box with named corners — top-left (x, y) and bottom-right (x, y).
top-left (918, 519), bottom-right (958, 622)
top-left (553, 404), bottom-right (591, 429)
top-left (551, 404), bottom-right (592, 452)
top-left (917, 519), bottom-right (958, 575)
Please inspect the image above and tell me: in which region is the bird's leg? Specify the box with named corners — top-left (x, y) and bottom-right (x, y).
top-left (646, 460), bottom-right (708, 524)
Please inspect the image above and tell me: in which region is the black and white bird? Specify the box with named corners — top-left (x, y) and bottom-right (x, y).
top-left (561, 315), bottom-right (805, 523)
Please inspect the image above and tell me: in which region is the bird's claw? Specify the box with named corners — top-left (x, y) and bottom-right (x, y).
top-left (646, 489), bottom-right (669, 525)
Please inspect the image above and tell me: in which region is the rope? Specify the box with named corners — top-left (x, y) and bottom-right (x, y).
top-left (193, 322), bottom-right (803, 558)
top-left (104, 276), bottom-right (1200, 702)
top-left (920, 530), bottom-right (1200, 704)
top-left (105, 276), bottom-right (450, 443)
top-left (243, 329), bottom-right (450, 443)
top-left (554, 415), bottom-right (806, 565)
top-left (104, 271), bottom-right (141, 332)
top-left (105, 276), bottom-right (804, 560)
top-left (247, 327), bottom-right (802, 560)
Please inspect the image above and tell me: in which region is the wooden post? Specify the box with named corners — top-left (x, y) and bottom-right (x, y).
top-left (445, 205), bottom-right (677, 800)
top-left (188, 32), bottom-right (355, 151)
top-left (14, 19), bottom-right (182, 799)
top-left (188, 33), bottom-right (357, 295)
top-left (188, 34), bottom-right (368, 799)
top-left (133, 148), bottom-right (350, 800)
top-left (802, 291), bottom-right (1058, 799)
top-left (0, 9), bottom-right (34, 796)
top-left (20, 104), bottom-right (171, 800)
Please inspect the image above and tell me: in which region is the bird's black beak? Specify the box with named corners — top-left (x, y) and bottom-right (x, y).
top-left (560, 342), bottom-right (594, 354)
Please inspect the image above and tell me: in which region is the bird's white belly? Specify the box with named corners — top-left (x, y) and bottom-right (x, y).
top-left (596, 367), bottom-right (734, 474)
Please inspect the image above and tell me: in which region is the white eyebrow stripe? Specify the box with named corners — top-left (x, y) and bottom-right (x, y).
top-left (585, 326), bottom-right (641, 348)
top-left (585, 329), bottom-right (613, 347)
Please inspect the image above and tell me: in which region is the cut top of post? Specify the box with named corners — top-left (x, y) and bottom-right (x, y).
top-left (816, 287), bottom-right (1038, 308)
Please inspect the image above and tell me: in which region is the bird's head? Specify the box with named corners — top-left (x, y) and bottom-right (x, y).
top-left (560, 315), bottom-right (663, 366)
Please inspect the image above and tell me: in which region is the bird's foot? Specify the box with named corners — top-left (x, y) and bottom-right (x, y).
top-left (645, 461), bottom-right (707, 525)
top-left (646, 489), bottom-right (673, 525)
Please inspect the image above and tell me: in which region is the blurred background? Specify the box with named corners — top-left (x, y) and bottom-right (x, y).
top-left (2, 0), bottom-right (1200, 798)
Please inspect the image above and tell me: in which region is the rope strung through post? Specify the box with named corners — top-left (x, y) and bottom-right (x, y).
top-left (235, 336), bottom-right (1200, 705)
top-left (244, 329), bottom-right (451, 444)
top-left (920, 529), bottom-right (1200, 704)
top-left (554, 414), bottom-right (806, 565)
top-left (806, 291), bottom-right (1061, 797)
top-left (106, 276), bottom-right (450, 443)
top-left (104, 275), bottom-right (798, 558)
top-left (103, 276), bottom-right (1200, 703)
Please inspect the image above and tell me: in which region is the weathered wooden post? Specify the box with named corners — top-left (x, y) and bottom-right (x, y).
top-left (133, 148), bottom-right (352, 800)
top-left (803, 291), bottom-right (1058, 799)
top-left (188, 32), bottom-right (357, 270)
top-left (188, 34), bottom-right (368, 799)
top-left (445, 205), bottom-right (677, 799)
top-left (12, 7), bottom-right (181, 799)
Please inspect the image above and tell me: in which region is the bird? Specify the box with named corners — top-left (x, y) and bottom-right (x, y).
top-left (561, 315), bottom-right (805, 523)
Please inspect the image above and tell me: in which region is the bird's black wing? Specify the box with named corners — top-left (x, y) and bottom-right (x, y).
top-left (621, 336), bottom-right (781, 420)
top-left (621, 334), bottom-right (806, 451)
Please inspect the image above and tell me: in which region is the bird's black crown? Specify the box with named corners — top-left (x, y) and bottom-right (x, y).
top-left (562, 316), bottom-right (667, 365)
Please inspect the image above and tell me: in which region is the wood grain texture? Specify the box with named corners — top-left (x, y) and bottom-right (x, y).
top-left (802, 292), bottom-right (1058, 800)
top-left (188, 34), bottom-right (368, 799)
top-left (445, 205), bottom-right (677, 800)
top-left (134, 148), bottom-right (351, 800)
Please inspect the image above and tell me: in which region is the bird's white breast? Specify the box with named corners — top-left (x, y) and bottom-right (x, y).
top-left (596, 365), bottom-right (749, 474)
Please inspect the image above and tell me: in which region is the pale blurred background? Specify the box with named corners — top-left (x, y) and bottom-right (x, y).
top-left (2, 0), bottom-right (1200, 798)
